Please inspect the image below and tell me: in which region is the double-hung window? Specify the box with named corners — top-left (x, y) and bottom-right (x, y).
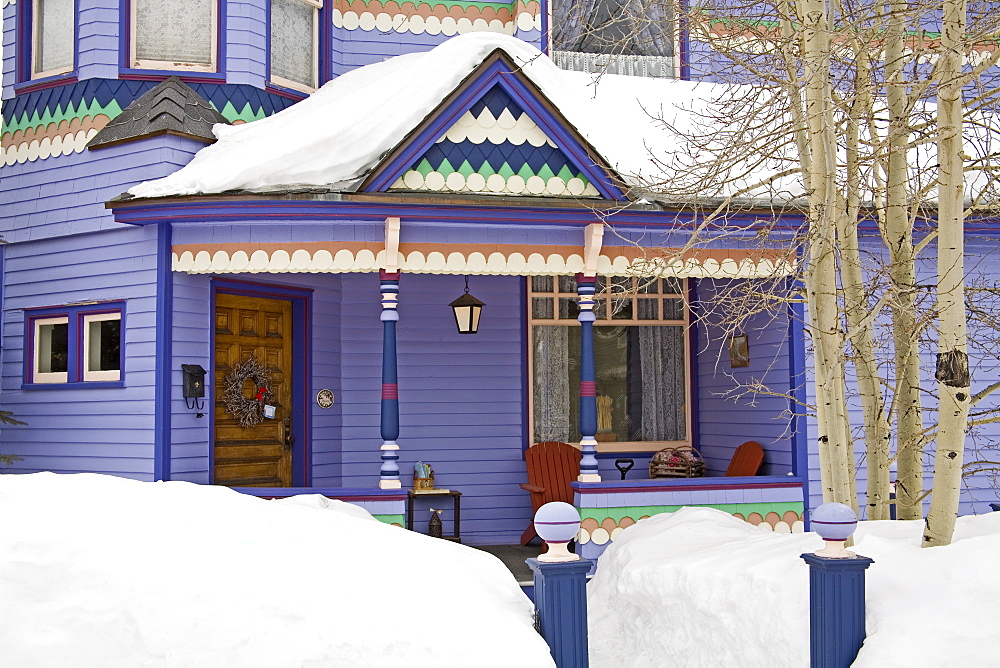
top-left (32, 0), bottom-right (75, 78)
top-left (529, 276), bottom-right (690, 452)
top-left (130, 0), bottom-right (217, 71)
top-left (270, 0), bottom-right (321, 92)
top-left (26, 303), bottom-right (124, 386)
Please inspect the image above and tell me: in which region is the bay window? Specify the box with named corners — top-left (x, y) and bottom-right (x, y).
top-left (130, 0), bottom-right (217, 71)
top-left (32, 0), bottom-right (75, 78)
top-left (270, 0), bottom-right (321, 92)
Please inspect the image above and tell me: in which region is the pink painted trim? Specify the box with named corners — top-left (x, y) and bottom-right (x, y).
top-left (579, 381), bottom-right (597, 396)
top-left (574, 482), bottom-right (804, 494)
top-left (382, 383), bottom-right (399, 399)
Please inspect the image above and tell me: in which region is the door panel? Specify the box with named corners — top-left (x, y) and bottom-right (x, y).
top-left (214, 293), bottom-right (294, 487)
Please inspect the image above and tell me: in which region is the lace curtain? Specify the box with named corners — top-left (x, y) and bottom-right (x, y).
top-left (533, 326), bottom-right (571, 442)
top-left (551, 0), bottom-right (673, 57)
top-left (638, 326), bottom-right (685, 440)
top-left (35, 0), bottom-right (74, 73)
top-left (271, 0), bottom-right (315, 87)
top-left (134, 0), bottom-right (213, 65)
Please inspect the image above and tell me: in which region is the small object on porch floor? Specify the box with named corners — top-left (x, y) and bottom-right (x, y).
top-left (615, 458), bottom-right (634, 480)
top-left (406, 489), bottom-right (462, 542)
top-left (429, 509), bottom-right (443, 538)
top-left (649, 446), bottom-right (705, 478)
top-left (725, 441), bottom-right (765, 477)
top-left (519, 442), bottom-right (581, 545)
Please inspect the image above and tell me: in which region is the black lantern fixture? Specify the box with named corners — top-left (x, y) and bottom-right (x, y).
top-left (449, 276), bottom-right (485, 334)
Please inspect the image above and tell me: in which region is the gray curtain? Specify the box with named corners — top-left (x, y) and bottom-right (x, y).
top-left (551, 0), bottom-right (601, 52)
top-left (638, 326), bottom-right (685, 440)
top-left (533, 326), bottom-right (571, 442)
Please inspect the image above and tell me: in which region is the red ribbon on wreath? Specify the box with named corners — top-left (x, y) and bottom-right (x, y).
top-left (255, 387), bottom-right (267, 402)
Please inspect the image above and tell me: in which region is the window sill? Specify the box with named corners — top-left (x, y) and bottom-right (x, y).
top-left (265, 83), bottom-right (309, 101)
top-left (14, 73), bottom-right (79, 95)
top-left (119, 69), bottom-right (227, 84)
top-left (22, 381), bottom-right (125, 390)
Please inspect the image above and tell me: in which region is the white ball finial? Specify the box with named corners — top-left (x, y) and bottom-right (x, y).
top-left (811, 502), bottom-right (858, 558)
top-left (534, 502), bottom-right (582, 562)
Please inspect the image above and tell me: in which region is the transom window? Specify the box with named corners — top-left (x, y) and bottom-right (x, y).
top-left (32, 0), bottom-right (75, 78)
top-left (529, 276), bottom-right (690, 452)
top-left (270, 0), bottom-right (321, 92)
top-left (26, 304), bottom-right (124, 386)
top-left (130, 0), bottom-right (217, 71)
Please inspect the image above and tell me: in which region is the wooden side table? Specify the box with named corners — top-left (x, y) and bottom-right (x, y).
top-left (406, 489), bottom-right (462, 542)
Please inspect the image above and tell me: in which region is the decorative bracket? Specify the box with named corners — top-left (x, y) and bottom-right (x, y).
top-left (384, 216), bottom-right (401, 273)
top-left (583, 222), bottom-right (604, 277)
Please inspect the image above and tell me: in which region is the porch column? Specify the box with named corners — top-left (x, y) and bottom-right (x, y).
top-left (379, 270), bottom-right (402, 489)
top-left (577, 274), bottom-right (600, 482)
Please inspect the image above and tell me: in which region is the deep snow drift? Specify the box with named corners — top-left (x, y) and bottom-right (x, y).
top-left (588, 506), bottom-right (1000, 667)
top-left (0, 473), bottom-right (554, 667)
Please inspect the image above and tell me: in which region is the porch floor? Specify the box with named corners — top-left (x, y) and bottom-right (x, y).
top-left (473, 544), bottom-right (544, 584)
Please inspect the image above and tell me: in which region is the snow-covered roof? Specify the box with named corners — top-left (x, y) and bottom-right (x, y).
top-left (127, 34), bottom-right (738, 200)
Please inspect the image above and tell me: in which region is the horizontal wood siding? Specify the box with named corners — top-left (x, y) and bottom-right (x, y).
top-left (1, 137), bottom-right (207, 244)
top-left (694, 278), bottom-right (795, 477)
top-left (227, 0), bottom-right (267, 88)
top-left (339, 272), bottom-right (530, 545)
top-left (77, 0), bottom-right (119, 81)
top-left (2, 0), bottom-right (16, 99)
top-left (0, 226), bottom-right (159, 477)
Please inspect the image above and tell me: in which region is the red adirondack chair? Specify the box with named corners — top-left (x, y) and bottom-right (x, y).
top-left (726, 441), bottom-right (764, 477)
top-left (519, 441), bottom-right (581, 545)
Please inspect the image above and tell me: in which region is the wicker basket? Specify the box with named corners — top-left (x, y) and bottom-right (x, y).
top-left (413, 474), bottom-right (435, 490)
top-left (649, 447), bottom-right (706, 478)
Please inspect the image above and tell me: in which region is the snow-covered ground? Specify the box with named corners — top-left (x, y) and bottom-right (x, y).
top-left (0, 473), bottom-right (554, 667)
top-left (588, 506), bottom-right (1000, 667)
top-left (4, 473), bottom-right (998, 667)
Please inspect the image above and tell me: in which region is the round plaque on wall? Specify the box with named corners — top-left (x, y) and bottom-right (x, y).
top-left (316, 389), bottom-right (335, 408)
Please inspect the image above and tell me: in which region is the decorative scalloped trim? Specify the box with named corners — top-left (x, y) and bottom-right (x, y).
top-left (391, 170), bottom-right (600, 197)
top-left (171, 243), bottom-right (795, 278)
top-left (331, 0), bottom-right (540, 35)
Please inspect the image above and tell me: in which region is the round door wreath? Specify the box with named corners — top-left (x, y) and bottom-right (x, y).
top-left (223, 356), bottom-right (276, 428)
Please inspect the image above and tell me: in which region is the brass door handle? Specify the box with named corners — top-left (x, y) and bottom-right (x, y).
top-left (282, 417), bottom-right (294, 452)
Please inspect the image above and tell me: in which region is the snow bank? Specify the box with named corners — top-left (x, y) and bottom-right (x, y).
top-left (588, 506), bottom-right (1000, 667)
top-left (0, 473), bottom-right (554, 667)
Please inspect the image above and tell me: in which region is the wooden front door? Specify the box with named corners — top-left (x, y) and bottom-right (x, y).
top-left (214, 293), bottom-right (294, 487)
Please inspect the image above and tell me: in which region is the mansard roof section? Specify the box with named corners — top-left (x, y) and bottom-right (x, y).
top-left (88, 78), bottom-right (230, 150)
top-left (363, 51), bottom-right (627, 200)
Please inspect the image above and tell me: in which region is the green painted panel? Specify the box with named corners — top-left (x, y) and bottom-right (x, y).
top-left (374, 513), bottom-right (405, 526)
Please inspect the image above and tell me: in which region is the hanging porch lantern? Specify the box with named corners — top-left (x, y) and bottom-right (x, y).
top-left (449, 276), bottom-right (485, 334)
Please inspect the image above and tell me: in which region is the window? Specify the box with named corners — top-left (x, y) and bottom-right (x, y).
top-left (549, 0), bottom-right (676, 77)
top-left (32, 0), bottom-right (75, 78)
top-left (130, 0), bottom-right (216, 71)
top-left (529, 276), bottom-right (689, 451)
top-left (270, 0), bottom-right (321, 92)
top-left (26, 304), bottom-right (124, 385)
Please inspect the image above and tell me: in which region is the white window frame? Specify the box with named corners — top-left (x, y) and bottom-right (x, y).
top-left (269, 0), bottom-right (321, 93)
top-left (31, 0), bottom-right (75, 79)
top-left (527, 275), bottom-right (692, 454)
top-left (32, 316), bottom-right (70, 384)
top-left (129, 0), bottom-right (218, 72)
top-left (82, 312), bottom-right (122, 382)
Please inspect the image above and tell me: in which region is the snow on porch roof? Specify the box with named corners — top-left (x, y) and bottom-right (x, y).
top-left (127, 33), bottom-right (740, 200)
top-left (171, 241), bottom-right (793, 278)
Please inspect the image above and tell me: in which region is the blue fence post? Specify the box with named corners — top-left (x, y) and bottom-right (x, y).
top-left (526, 558), bottom-right (592, 668)
top-left (801, 502), bottom-right (874, 668)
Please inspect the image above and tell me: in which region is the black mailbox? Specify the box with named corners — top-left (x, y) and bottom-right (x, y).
top-left (181, 364), bottom-right (206, 399)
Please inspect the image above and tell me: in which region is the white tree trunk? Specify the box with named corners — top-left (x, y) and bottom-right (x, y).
top-left (923, 0), bottom-right (971, 547)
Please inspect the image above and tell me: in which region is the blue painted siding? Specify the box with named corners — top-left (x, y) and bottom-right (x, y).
top-left (226, 0), bottom-right (266, 88)
top-left (1, 136), bottom-right (206, 243)
top-left (694, 278), bottom-right (795, 477)
top-left (2, 0), bottom-right (15, 100)
top-left (338, 272), bottom-right (530, 544)
top-left (0, 225), bottom-right (159, 477)
top-left (77, 0), bottom-right (118, 81)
